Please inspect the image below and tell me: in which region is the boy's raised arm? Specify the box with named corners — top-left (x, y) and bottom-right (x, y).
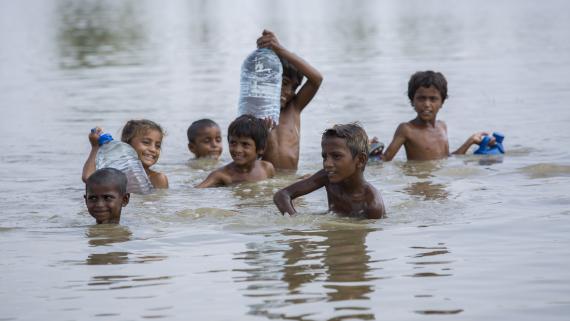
top-left (257, 29), bottom-right (323, 111)
top-left (381, 123), bottom-right (408, 161)
top-left (82, 128), bottom-right (102, 183)
top-left (273, 170), bottom-right (328, 215)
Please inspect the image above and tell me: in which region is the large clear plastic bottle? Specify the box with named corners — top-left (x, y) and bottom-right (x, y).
top-left (238, 48), bottom-right (283, 124)
top-left (95, 133), bottom-right (153, 194)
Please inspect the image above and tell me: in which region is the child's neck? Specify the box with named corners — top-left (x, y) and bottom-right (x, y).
top-left (231, 161), bottom-right (256, 173)
top-left (413, 117), bottom-right (437, 127)
top-left (338, 171), bottom-right (366, 193)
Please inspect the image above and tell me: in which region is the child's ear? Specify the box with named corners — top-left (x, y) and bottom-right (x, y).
top-left (356, 152), bottom-right (367, 169)
top-left (122, 193), bottom-right (130, 207)
top-left (188, 142), bottom-right (195, 153)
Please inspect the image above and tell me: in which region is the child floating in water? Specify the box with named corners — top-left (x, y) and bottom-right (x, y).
top-left (84, 168), bottom-right (130, 224)
top-left (196, 115), bottom-right (275, 187)
top-left (256, 29), bottom-right (323, 171)
top-left (274, 123), bottom-right (385, 219)
top-left (187, 119), bottom-right (223, 160)
top-left (380, 71), bottom-right (494, 161)
top-left (82, 119), bottom-right (169, 189)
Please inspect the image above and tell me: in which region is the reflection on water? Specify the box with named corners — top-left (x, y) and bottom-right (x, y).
top-left (234, 226), bottom-right (376, 320)
top-left (399, 161), bottom-right (450, 201)
top-left (56, 0), bottom-right (146, 68)
top-left (86, 224), bottom-right (132, 246)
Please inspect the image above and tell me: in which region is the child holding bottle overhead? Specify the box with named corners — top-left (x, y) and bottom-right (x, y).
top-left (256, 29), bottom-right (323, 171)
top-left (82, 119), bottom-right (168, 189)
top-left (196, 115), bottom-right (275, 188)
top-left (274, 123), bottom-right (385, 219)
top-left (380, 71), bottom-right (494, 161)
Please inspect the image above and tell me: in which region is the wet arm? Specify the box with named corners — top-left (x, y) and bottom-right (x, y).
top-left (196, 171), bottom-right (223, 188)
top-left (381, 124), bottom-right (407, 161)
top-left (258, 30), bottom-right (323, 111)
top-left (82, 128), bottom-right (102, 183)
top-left (273, 170), bottom-right (327, 215)
top-left (452, 131), bottom-right (491, 155)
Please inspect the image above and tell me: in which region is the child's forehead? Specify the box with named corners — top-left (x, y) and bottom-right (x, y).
top-left (415, 85), bottom-right (442, 96)
top-left (322, 136), bottom-right (349, 148)
top-left (197, 125), bottom-right (221, 135)
top-left (86, 182), bottom-right (122, 193)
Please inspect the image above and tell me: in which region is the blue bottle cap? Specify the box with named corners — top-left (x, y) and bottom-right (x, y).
top-left (492, 132), bottom-right (505, 144)
top-left (98, 133), bottom-right (114, 146)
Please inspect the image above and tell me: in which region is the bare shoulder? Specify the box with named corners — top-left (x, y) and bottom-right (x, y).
top-left (260, 160), bottom-right (275, 177)
top-left (149, 170), bottom-right (169, 189)
top-left (437, 120), bottom-right (448, 130)
top-left (364, 182), bottom-right (386, 219)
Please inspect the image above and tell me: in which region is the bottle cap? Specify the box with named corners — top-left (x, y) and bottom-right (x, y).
top-left (492, 132), bottom-right (505, 144)
top-left (98, 133), bottom-right (114, 146)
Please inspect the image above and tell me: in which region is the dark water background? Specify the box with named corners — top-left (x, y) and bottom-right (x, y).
top-left (1, 0), bottom-right (569, 320)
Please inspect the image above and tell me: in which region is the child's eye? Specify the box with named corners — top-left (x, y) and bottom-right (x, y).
top-left (103, 195), bottom-right (116, 201)
top-left (215, 137), bottom-right (222, 143)
top-left (88, 196), bottom-right (97, 201)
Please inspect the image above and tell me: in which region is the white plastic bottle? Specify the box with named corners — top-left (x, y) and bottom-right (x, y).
top-left (238, 48), bottom-right (283, 124)
top-left (95, 133), bottom-right (153, 194)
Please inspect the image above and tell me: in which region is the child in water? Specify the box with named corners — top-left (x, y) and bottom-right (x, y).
top-left (256, 29), bottom-right (323, 171)
top-left (187, 119), bottom-right (223, 160)
top-left (82, 119), bottom-right (169, 188)
top-left (274, 123), bottom-right (385, 219)
top-left (381, 70), bottom-right (494, 161)
top-left (84, 168), bottom-right (130, 224)
top-left (196, 115), bottom-right (275, 188)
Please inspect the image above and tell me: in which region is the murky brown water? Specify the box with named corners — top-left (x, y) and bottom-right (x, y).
top-left (1, 0), bottom-right (570, 320)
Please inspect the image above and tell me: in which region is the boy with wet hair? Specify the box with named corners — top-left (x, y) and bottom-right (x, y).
top-left (256, 29), bottom-right (323, 171)
top-left (84, 168), bottom-right (130, 224)
top-left (196, 115), bottom-right (275, 187)
top-left (381, 70), bottom-right (493, 161)
top-left (274, 123), bottom-right (385, 219)
top-left (187, 119), bottom-right (223, 160)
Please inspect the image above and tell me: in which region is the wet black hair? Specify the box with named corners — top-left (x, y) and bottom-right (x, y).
top-left (279, 57), bottom-right (304, 90)
top-left (86, 168), bottom-right (128, 195)
top-left (187, 119), bottom-right (220, 143)
top-left (407, 70), bottom-right (448, 103)
top-left (227, 114), bottom-right (267, 151)
top-left (322, 123), bottom-right (369, 171)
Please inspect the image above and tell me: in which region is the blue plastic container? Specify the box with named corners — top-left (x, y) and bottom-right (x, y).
top-left (474, 132), bottom-right (505, 155)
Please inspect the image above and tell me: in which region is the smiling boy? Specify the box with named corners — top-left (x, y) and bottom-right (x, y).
top-left (84, 168), bottom-right (130, 224)
top-left (196, 115), bottom-right (275, 188)
top-left (274, 123), bottom-right (385, 219)
top-left (381, 71), bottom-right (492, 161)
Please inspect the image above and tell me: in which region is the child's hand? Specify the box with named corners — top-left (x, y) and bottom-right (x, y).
top-left (256, 29), bottom-right (283, 51)
top-left (262, 117), bottom-right (276, 132)
top-left (89, 127), bottom-right (102, 147)
top-left (470, 131), bottom-right (495, 146)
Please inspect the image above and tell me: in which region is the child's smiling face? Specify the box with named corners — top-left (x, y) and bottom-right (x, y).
top-left (321, 137), bottom-right (359, 183)
top-left (189, 126), bottom-right (223, 159)
top-left (129, 129), bottom-right (163, 168)
top-left (412, 85), bottom-right (443, 122)
top-left (84, 183), bottom-right (129, 224)
top-left (229, 135), bottom-right (261, 166)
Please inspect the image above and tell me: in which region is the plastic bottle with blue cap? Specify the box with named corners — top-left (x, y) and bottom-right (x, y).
top-left (474, 132), bottom-right (505, 155)
top-left (238, 48), bottom-right (283, 124)
top-left (95, 132), bottom-right (153, 194)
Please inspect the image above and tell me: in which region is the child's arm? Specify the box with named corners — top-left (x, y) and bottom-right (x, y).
top-left (257, 29), bottom-right (323, 112)
top-left (196, 169), bottom-right (226, 188)
top-left (82, 127), bottom-right (102, 183)
top-left (381, 123), bottom-right (408, 161)
top-left (149, 171), bottom-right (169, 189)
top-left (273, 169), bottom-right (327, 215)
top-left (452, 131), bottom-right (493, 155)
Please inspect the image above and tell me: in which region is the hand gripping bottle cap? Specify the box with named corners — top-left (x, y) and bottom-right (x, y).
top-left (98, 133), bottom-right (114, 146)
